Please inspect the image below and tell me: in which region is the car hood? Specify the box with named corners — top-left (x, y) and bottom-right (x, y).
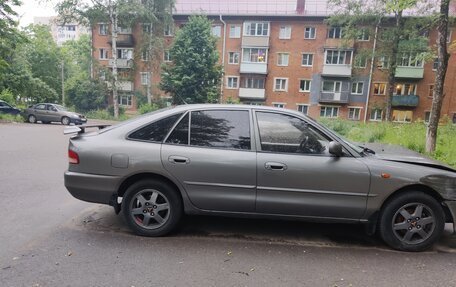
top-left (362, 143), bottom-right (456, 173)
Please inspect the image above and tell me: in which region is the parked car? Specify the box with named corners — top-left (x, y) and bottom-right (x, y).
top-left (64, 105), bottom-right (456, 251)
top-left (24, 103), bottom-right (87, 125)
top-left (0, 100), bottom-right (21, 115)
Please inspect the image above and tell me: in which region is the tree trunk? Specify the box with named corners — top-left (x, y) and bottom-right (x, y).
top-left (385, 10), bottom-right (403, 122)
top-left (426, 0), bottom-right (450, 153)
top-left (109, 1), bottom-right (119, 119)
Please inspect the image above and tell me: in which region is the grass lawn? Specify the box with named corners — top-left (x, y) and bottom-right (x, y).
top-left (319, 119), bottom-right (456, 169)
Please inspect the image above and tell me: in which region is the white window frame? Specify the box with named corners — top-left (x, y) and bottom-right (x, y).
top-left (322, 81), bottom-right (342, 93)
top-left (277, 53), bottom-right (289, 66)
top-left (99, 23), bottom-right (108, 35)
top-left (304, 27), bottom-right (316, 39)
top-left (297, 104), bottom-right (309, 115)
top-left (228, 52), bottom-right (240, 64)
top-left (274, 78), bottom-right (288, 92)
top-left (393, 110), bottom-right (413, 123)
top-left (351, 82), bottom-right (364, 95)
top-left (118, 26), bottom-right (132, 34)
top-left (117, 48), bottom-right (133, 60)
top-left (212, 25), bottom-right (221, 37)
top-left (354, 56), bottom-right (367, 68)
top-left (395, 83), bottom-right (417, 96)
top-left (357, 29), bottom-right (370, 41)
top-left (279, 25), bottom-right (292, 39)
top-left (301, 53), bottom-right (314, 67)
top-left (348, 107), bottom-right (362, 120)
top-left (243, 22), bottom-right (269, 36)
top-left (164, 23), bottom-right (173, 36)
top-left (325, 50), bottom-right (352, 65)
top-left (369, 109), bottom-right (383, 122)
top-left (398, 53), bottom-right (424, 68)
top-left (142, 23), bottom-right (151, 33)
top-left (140, 72), bottom-right (150, 86)
top-left (320, 106), bottom-right (339, 118)
top-left (272, 102), bottom-right (286, 108)
top-left (99, 48), bottom-right (108, 60)
top-left (373, 82), bottom-right (387, 95)
top-left (328, 27), bottom-right (343, 39)
top-left (141, 50), bottom-right (149, 61)
top-left (299, 79), bottom-right (311, 92)
top-left (378, 56), bottom-right (390, 69)
top-left (432, 58), bottom-right (439, 71)
top-left (242, 48), bottom-right (268, 63)
top-left (118, 94), bottom-right (132, 106)
top-left (424, 111), bottom-right (431, 123)
top-left (244, 78), bottom-right (265, 89)
top-left (229, 25), bottom-right (241, 38)
top-left (226, 76), bottom-right (239, 89)
top-left (164, 50), bottom-right (171, 62)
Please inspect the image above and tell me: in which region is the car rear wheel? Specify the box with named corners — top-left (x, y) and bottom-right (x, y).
top-left (122, 179), bottom-right (183, 237)
top-left (28, 115), bottom-right (37, 124)
top-left (379, 191), bottom-right (444, 252)
top-left (61, 116), bottom-right (70, 125)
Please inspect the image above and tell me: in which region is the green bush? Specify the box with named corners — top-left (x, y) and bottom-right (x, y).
top-left (0, 113), bottom-right (24, 123)
top-left (138, 103), bottom-right (160, 114)
top-left (85, 109), bottom-right (130, 121)
top-left (0, 89), bottom-right (15, 105)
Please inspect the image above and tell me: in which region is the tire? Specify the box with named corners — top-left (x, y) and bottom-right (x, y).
top-left (28, 115), bottom-right (37, 124)
top-left (61, 116), bottom-right (70, 125)
top-left (378, 191), bottom-right (444, 252)
top-left (122, 179), bottom-right (183, 237)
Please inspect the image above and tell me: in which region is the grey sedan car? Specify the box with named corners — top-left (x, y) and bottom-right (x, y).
top-left (25, 103), bottom-right (87, 125)
top-left (64, 105), bottom-right (456, 251)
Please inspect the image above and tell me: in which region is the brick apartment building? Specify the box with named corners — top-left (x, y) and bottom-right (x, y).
top-left (91, 0), bottom-right (456, 123)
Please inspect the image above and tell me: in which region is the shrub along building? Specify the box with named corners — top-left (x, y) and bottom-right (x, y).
top-left (91, 0), bottom-right (456, 123)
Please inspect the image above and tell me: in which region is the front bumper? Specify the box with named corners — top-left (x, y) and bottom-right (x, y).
top-left (71, 117), bottom-right (87, 124)
top-left (64, 171), bottom-right (121, 204)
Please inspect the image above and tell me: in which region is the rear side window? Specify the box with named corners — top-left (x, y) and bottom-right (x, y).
top-left (190, 110), bottom-right (251, 150)
top-left (166, 113), bottom-right (189, 145)
top-left (129, 113), bottom-right (183, 142)
top-left (35, 104), bottom-right (46, 110)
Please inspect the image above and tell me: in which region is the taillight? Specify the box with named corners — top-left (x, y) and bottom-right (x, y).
top-left (68, 149), bottom-right (79, 164)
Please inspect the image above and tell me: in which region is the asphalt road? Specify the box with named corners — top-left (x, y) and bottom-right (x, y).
top-left (1, 121), bottom-right (456, 287)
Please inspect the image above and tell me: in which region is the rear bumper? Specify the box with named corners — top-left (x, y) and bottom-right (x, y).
top-left (64, 171), bottom-right (121, 204)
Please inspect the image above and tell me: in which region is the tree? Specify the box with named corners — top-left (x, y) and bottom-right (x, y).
top-left (425, 0), bottom-right (450, 153)
top-left (160, 15), bottom-right (223, 104)
top-left (328, 0), bottom-right (433, 121)
top-left (0, 0), bottom-right (24, 69)
top-left (66, 78), bottom-right (107, 112)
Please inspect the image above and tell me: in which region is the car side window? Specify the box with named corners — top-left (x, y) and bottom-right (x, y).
top-left (48, 105), bottom-right (57, 111)
top-left (35, 104), bottom-right (46, 110)
top-left (128, 113), bottom-right (183, 142)
top-left (166, 113), bottom-right (189, 145)
top-left (256, 112), bottom-right (330, 155)
top-left (190, 110), bottom-right (251, 150)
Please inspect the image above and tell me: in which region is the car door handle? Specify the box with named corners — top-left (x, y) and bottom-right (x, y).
top-left (265, 162), bottom-right (287, 171)
top-left (168, 155), bottom-right (190, 164)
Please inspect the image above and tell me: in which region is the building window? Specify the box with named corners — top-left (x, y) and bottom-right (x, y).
top-left (164, 23), bottom-right (173, 36)
top-left (297, 104), bottom-right (309, 115)
top-left (228, 52), bottom-right (240, 64)
top-left (242, 48), bottom-right (267, 63)
top-left (142, 23), bottom-right (151, 33)
top-left (226, 76), bottom-right (239, 89)
top-left (348, 107), bottom-right (361, 120)
top-left (99, 24), bottom-right (108, 35)
top-left (118, 94), bottom-right (132, 106)
top-left (141, 50), bottom-right (149, 61)
top-left (325, 50), bottom-right (352, 65)
top-left (428, 84), bottom-right (434, 98)
top-left (354, 55), bottom-right (367, 68)
top-left (244, 78), bottom-right (265, 89)
top-left (395, 83), bottom-right (417, 96)
top-left (320, 106), bottom-right (339, 118)
top-left (140, 72), bottom-right (150, 86)
top-left (229, 25), bottom-right (241, 38)
top-left (378, 56), bottom-right (390, 69)
top-left (392, 110), bottom-right (413, 123)
top-left (277, 53), bottom-right (289, 66)
top-left (322, 81), bottom-right (342, 93)
top-left (328, 26), bottom-right (343, 39)
top-left (357, 29), bottom-right (370, 41)
top-left (274, 78), bottom-right (288, 91)
top-left (279, 25), bottom-right (291, 39)
top-left (373, 83), bottom-right (387, 95)
top-left (118, 26), bottom-right (132, 34)
top-left (425, 111), bottom-right (430, 123)
top-left (273, 103), bottom-right (285, 108)
top-left (299, 79), bottom-right (311, 92)
top-left (164, 50), bottom-right (171, 62)
top-left (117, 48), bottom-right (133, 59)
top-left (352, 82), bottom-right (364, 95)
top-left (433, 58), bottom-right (439, 70)
top-left (244, 22), bottom-right (269, 36)
top-left (370, 109), bottom-right (383, 121)
top-left (304, 27), bottom-right (316, 39)
top-left (99, 48), bottom-right (108, 60)
top-left (212, 25), bottom-right (221, 37)
top-left (398, 53), bottom-right (423, 68)
top-left (301, 53), bottom-right (314, 66)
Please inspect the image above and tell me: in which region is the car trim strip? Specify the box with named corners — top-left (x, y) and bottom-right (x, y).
top-left (257, 186), bottom-right (377, 197)
top-left (184, 181), bottom-right (256, 189)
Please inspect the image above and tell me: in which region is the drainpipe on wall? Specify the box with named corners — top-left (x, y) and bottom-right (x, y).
top-left (364, 23), bottom-right (379, 123)
top-left (219, 14), bottom-right (227, 103)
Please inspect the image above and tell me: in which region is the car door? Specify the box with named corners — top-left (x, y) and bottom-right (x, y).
top-left (46, 104), bottom-right (60, 122)
top-left (33, 104), bottom-right (47, 121)
top-left (161, 109), bottom-right (257, 212)
top-left (254, 110), bottom-right (370, 219)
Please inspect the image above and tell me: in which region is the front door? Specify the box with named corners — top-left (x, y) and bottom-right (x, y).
top-left (254, 111), bottom-right (370, 219)
top-left (161, 109), bottom-right (256, 212)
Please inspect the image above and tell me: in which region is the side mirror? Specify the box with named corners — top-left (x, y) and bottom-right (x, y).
top-left (329, 141), bottom-right (343, 157)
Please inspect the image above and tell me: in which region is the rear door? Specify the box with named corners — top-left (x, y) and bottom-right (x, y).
top-left (161, 109), bottom-right (257, 212)
top-left (33, 104), bottom-right (47, 121)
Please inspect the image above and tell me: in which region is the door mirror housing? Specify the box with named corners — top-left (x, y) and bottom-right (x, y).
top-left (329, 141), bottom-right (343, 157)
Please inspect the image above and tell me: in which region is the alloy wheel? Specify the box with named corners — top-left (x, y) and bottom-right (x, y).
top-left (129, 189), bottom-right (171, 230)
top-left (391, 202), bottom-right (435, 245)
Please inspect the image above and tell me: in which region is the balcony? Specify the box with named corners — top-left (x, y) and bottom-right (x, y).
top-left (392, 95), bottom-right (419, 107)
top-left (319, 91), bottom-right (350, 104)
top-left (322, 64), bottom-right (352, 77)
top-left (107, 81), bottom-right (133, 92)
top-left (324, 38), bottom-right (354, 49)
top-left (238, 88), bottom-right (265, 100)
top-left (108, 34), bottom-right (134, 47)
top-left (395, 67), bottom-right (424, 79)
top-left (108, 58), bottom-right (133, 69)
top-left (240, 62), bottom-right (268, 74)
top-left (242, 36), bottom-right (269, 47)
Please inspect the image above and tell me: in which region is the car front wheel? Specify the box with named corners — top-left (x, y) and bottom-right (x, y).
top-left (122, 179), bottom-right (183, 237)
top-left (61, 116), bottom-right (70, 125)
top-left (379, 191), bottom-right (445, 252)
top-left (28, 115), bottom-right (37, 124)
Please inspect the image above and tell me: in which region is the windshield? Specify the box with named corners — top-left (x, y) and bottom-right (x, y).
top-left (55, 105), bottom-right (68, 111)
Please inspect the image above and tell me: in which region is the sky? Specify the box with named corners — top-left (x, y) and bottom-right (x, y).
top-left (14, 0), bottom-right (58, 27)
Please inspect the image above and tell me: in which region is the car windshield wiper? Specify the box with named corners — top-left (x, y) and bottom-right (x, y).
top-left (359, 145), bottom-right (376, 155)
